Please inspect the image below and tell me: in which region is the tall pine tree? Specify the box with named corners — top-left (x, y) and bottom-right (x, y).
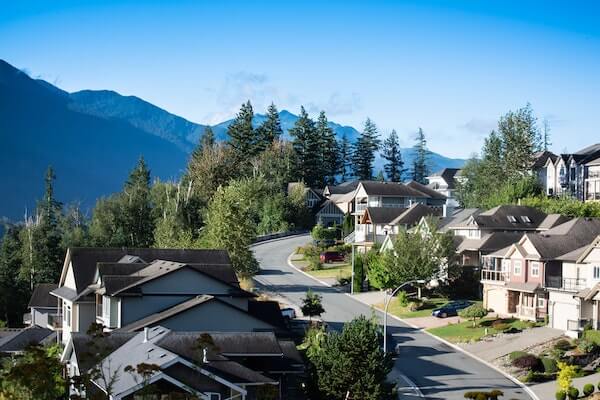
top-left (338, 134), bottom-right (353, 182)
top-left (498, 103), bottom-right (540, 179)
top-left (122, 157), bottom-right (154, 247)
top-left (382, 129), bottom-right (404, 182)
top-left (256, 103), bottom-right (283, 151)
top-left (411, 128), bottom-right (430, 184)
top-left (289, 106), bottom-right (322, 187)
top-left (316, 111), bottom-right (339, 185)
top-left (352, 118), bottom-right (381, 180)
top-left (227, 101), bottom-right (256, 161)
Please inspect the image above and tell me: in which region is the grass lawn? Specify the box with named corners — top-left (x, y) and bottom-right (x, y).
top-left (427, 317), bottom-right (541, 343)
top-left (375, 297), bottom-right (451, 318)
top-left (306, 263), bottom-right (351, 279)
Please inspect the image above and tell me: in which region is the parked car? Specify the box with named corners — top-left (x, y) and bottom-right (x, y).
top-left (320, 251), bottom-right (345, 263)
top-left (432, 300), bottom-right (472, 318)
top-left (281, 307), bottom-right (297, 320)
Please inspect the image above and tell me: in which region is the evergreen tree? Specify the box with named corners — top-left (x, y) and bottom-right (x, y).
top-left (289, 106), bottom-right (322, 187)
top-left (201, 126), bottom-right (215, 150)
top-left (301, 289), bottom-right (325, 321)
top-left (0, 225), bottom-right (28, 325)
top-left (227, 101), bottom-right (257, 161)
top-left (382, 129), bottom-right (404, 182)
top-left (376, 170), bottom-right (385, 182)
top-left (543, 118), bottom-right (552, 151)
top-left (20, 167), bottom-right (64, 288)
top-left (122, 157), bottom-right (154, 247)
top-left (316, 111), bottom-right (339, 185)
top-left (411, 128), bottom-right (430, 184)
top-left (352, 118), bottom-right (381, 180)
top-left (256, 103), bottom-right (283, 151)
top-left (338, 134), bottom-right (353, 182)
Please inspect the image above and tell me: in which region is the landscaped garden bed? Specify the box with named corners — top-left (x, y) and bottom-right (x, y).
top-left (426, 316), bottom-right (540, 343)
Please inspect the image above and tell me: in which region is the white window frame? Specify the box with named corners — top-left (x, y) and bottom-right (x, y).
top-left (514, 260), bottom-right (522, 276)
top-left (537, 297), bottom-right (544, 308)
top-left (502, 259), bottom-right (510, 273)
top-left (530, 261), bottom-right (540, 277)
top-left (64, 304), bottom-right (71, 328)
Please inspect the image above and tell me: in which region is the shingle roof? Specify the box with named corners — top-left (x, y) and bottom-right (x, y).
top-left (525, 218), bottom-right (600, 259)
top-left (428, 168), bottom-right (461, 189)
top-left (406, 181), bottom-right (447, 199)
top-left (0, 327), bottom-right (54, 353)
top-left (247, 300), bottom-right (285, 328)
top-left (325, 180), bottom-right (360, 195)
top-left (455, 205), bottom-right (548, 230)
top-left (67, 247), bottom-right (231, 294)
top-left (28, 283), bottom-right (58, 308)
top-left (360, 181), bottom-right (430, 197)
top-left (390, 203), bottom-right (441, 227)
top-left (556, 245), bottom-right (589, 262)
top-left (532, 151), bottom-right (558, 169)
top-left (438, 208), bottom-right (482, 231)
top-left (71, 332), bottom-right (136, 371)
top-left (364, 207), bottom-right (407, 225)
top-left (457, 232), bottom-right (524, 253)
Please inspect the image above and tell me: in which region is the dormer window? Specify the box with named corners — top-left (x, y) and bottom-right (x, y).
top-left (507, 215), bottom-right (518, 223)
top-left (521, 216), bottom-right (532, 223)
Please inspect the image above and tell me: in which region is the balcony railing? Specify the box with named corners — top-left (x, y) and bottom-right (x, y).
top-left (586, 192), bottom-right (600, 201)
top-left (546, 276), bottom-right (587, 291)
top-left (517, 305), bottom-right (536, 319)
top-left (481, 269), bottom-right (508, 282)
top-left (48, 313), bottom-right (62, 329)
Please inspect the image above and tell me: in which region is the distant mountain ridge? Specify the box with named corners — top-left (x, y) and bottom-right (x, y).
top-left (0, 59), bottom-right (465, 220)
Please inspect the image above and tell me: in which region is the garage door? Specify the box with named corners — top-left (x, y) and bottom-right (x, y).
top-left (485, 287), bottom-right (507, 314)
top-left (550, 299), bottom-right (578, 331)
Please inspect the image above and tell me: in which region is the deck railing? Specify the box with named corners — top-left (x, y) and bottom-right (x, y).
top-left (481, 269), bottom-right (508, 282)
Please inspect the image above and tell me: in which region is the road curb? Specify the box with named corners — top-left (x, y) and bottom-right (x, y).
top-left (286, 251), bottom-right (424, 398)
top-left (286, 249), bottom-right (538, 400)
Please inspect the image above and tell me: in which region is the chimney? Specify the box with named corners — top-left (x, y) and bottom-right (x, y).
top-left (143, 327), bottom-right (149, 343)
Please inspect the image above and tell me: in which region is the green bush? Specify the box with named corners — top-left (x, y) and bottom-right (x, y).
top-left (509, 351), bottom-right (528, 362)
top-left (306, 257), bottom-right (323, 271)
top-left (555, 390), bottom-right (566, 400)
top-left (396, 291), bottom-right (409, 307)
top-left (584, 383), bottom-right (595, 396)
top-left (584, 329), bottom-right (600, 346)
top-left (555, 339), bottom-right (574, 351)
top-left (541, 357), bottom-right (558, 374)
top-left (577, 338), bottom-right (597, 354)
top-left (567, 387), bottom-right (579, 400)
top-left (491, 322), bottom-right (510, 332)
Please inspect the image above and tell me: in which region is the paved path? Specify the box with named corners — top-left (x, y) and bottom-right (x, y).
top-left (459, 327), bottom-right (564, 362)
top-left (252, 235), bottom-right (536, 400)
top-left (532, 371), bottom-right (600, 399)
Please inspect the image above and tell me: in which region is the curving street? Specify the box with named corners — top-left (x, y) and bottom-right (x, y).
top-left (252, 234), bottom-right (536, 400)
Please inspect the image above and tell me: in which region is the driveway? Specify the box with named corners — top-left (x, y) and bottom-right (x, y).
top-left (252, 235), bottom-right (536, 400)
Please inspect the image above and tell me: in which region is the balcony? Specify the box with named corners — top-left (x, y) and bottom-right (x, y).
top-left (546, 276), bottom-right (587, 291)
top-left (481, 269), bottom-right (508, 282)
top-left (48, 313), bottom-right (62, 330)
top-left (355, 203), bottom-right (367, 213)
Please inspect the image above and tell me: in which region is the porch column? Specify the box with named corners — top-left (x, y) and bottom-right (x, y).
top-left (594, 301), bottom-right (599, 330)
top-left (533, 293), bottom-right (539, 321)
top-left (518, 292), bottom-right (523, 316)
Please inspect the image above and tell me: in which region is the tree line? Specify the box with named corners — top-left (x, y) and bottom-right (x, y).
top-left (0, 101), bottom-right (432, 327)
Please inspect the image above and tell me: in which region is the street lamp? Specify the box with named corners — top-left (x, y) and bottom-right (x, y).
top-left (382, 279), bottom-right (426, 354)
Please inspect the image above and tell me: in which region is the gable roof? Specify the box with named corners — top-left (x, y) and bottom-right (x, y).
top-left (532, 151), bottom-right (558, 169)
top-left (389, 203), bottom-right (441, 227)
top-left (522, 218), bottom-right (600, 259)
top-left (406, 180), bottom-right (447, 199)
top-left (28, 283), bottom-right (58, 308)
top-left (427, 168), bottom-right (461, 188)
top-left (324, 180), bottom-right (360, 195)
top-left (359, 181), bottom-right (430, 197)
top-left (363, 207), bottom-right (407, 225)
top-left (64, 248), bottom-right (231, 295)
top-left (454, 205), bottom-right (548, 230)
top-left (0, 327), bottom-right (54, 353)
top-left (438, 208), bottom-right (482, 231)
top-left (457, 231), bottom-right (524, 254)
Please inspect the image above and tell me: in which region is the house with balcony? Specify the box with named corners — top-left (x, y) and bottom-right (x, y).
top-left (546, 235), bottom-right (600, 337)
top-left (481, 218), bottom-right (600, 322)
top-left (585, 157), bottom-right (600, 202)
top-left (51, 248), bottom-right (284, 346)
top-left (448, 205), bottom-right (568, 268)
top-left (62, 326), bottom-right (303, 400)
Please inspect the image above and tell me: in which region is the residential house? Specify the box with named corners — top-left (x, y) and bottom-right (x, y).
top-left (538, 143), bottom-right (600, 199)
top-left (63, 326), bottom-right (303, 400)
top-left (481, 218), bottom-right (600, 322)
top-left (426, 168), bottom-right (462, 207)
top-left (0, 326), bottom-right (55, 355)
top-left (532, 151), bottom-right (559, 196)
top-left (315, 200), bottom-right (345, 226)
top-left (447, 205), bottom-right (568, 268)
top-left (546, 236), bottom-right (600, 336)
top-left (26, 283), bottom-right (59, 328)
top-left (51, 248), bottom-right (284, 346)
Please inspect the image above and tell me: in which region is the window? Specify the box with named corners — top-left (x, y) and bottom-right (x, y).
top-left (507, 215), bottom-right (518, 223)
top-left (530, 262), bottom-right (540, 277)
top-left (594, 266), bottom-right (600, 280)
top-left (521, 216), bottom-right (532, 223)
top-left (502, 259), bottom-right (510, 273)
top-left (64, 304), bottom-right (71, 327)
top-left (537, 297), bottom-right (545, 308)
top-left (514, 260), bottom-right (522, 275)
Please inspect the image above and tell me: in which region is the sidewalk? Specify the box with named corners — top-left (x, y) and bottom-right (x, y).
top-left (531, 372), bottom-right (600, 399)
top-left (459, 327), bottom-right (564, 362)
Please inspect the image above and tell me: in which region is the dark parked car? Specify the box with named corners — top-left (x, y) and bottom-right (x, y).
top-left (319, 251), bottom-right (345, 263)
top-left (432, 300), bottom-right (472, 318)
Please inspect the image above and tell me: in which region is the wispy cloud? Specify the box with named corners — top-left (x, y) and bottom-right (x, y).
top-left (306, 92), bottom-right (362, 116)
top-left (458, 118), bottom-right (496, 137)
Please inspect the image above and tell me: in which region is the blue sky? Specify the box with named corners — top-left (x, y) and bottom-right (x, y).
top-left (1, 0), bottom-right (599, 158)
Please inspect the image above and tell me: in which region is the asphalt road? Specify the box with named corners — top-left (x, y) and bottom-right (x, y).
top-left (252, 235), bottom-right (535, 400)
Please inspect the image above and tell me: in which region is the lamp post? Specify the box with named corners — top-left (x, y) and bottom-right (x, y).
top-left (383, 279), bottom-right (439, 353)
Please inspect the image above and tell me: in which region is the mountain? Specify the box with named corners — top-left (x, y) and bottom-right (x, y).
top-left (0, 59), bottom-right (465, 220)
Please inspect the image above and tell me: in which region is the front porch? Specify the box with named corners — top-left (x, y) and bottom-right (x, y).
top-left (506, 289), bottom-right (547, 322)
